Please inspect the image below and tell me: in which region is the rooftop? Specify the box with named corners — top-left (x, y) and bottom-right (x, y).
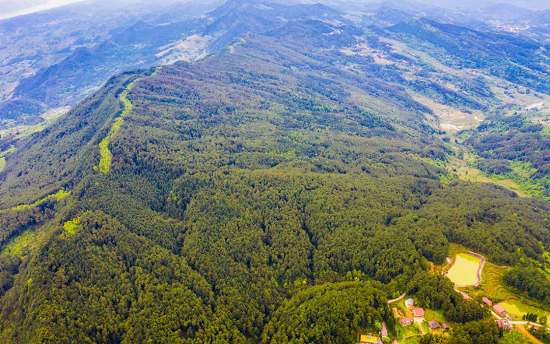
top-left (413, 308), bottom-right (425, 317)
top-left (360, 334), bottom-right (379, 344)
top-left (428, 320), bottom-right (441, 330)
top-left (400, 317), bottom-right (414, 326)
top-left (380, 322), bottom-right (388, 337)
top-left (493, 305), bottom-right (506, 314)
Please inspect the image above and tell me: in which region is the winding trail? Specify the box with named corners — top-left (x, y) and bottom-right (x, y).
top-left (98, 67), bottom-right (161, 173)
top-left (98, 78), bottom-right (140, 173)
top-left (471, 251), bottom-right (486, 287)
top-left (516, 324), bottom-right (544, 344)
top-left (388, 292), bottom-right (407, 304)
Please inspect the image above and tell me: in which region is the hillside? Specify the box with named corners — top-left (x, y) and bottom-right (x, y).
top-left (0, 1), bottom-right (550, 343)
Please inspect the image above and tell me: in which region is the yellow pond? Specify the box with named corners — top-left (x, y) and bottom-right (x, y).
top-left (498, 300), bottom-right (550, 325)
top-left (446, 253), bottom-right (481, 286)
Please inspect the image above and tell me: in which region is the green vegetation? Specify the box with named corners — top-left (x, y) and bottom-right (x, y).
top-left (99, 78), bottom-right (140, 174)
top-left (503, 268), bottom-right (550, 306)
top-left (396, 322), bottom-right (422, 343)
top-left (0, 2), bottom-right (550, 343)
top-left (500, 331), bottom-right (532, 344)
top-left (530, 326), bottom-right (550, 343)
top-left (0, 230), bottom-right (36, 257)
top-left (62, 217), bottom-right (81, 238)
top-left (409, 273), bottom-right (488, 324)
top-left (0, 146), bottom-right (11, 173)
top-left (450, 155), bottom-right (528, 197)
top-left (466, 115), bottom-right (550, 200)
top-left (419, 320), bottom-right (500, 344)
top-left (262, 282), bottom-right (394, 343)
top-left (6, 189), bottom-right (69, 213)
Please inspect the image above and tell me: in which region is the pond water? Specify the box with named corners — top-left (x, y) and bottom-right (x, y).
top-left (498, 300), bottom-right (550, 325)
top-left (446, 253), bottom-right (481, 286)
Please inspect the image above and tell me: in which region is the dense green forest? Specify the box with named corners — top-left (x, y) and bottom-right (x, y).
top-left (419, 320), bottom-right (501, 344)
top-left (0, 1), bottom-right (550, 343)
top-left (503, 268), bottom-right (550, 305)
top-left (466, 114), bottom-right (550, 199)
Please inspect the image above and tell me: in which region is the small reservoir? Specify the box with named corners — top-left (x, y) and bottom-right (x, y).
top-left (446, 253), bottom-right (482, 286)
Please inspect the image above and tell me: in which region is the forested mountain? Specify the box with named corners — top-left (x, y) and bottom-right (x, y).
top-left (0, 0), bottom-right (550, 343)
top-left (0, 0), bottom-right (221, 129)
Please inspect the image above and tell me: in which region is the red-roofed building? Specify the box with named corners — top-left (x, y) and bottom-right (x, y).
top-left (497, 319), bottom-right (512, 331)
top-left (493, 305), bottom-right (507, 318)
top-left (482, 297), bottom-right (492, 307)
top-left (400, 317), bottom-right (414, 326)
top-left (461, 292), bottom-right (472, 301)
top-left (413, 308), bottom-right (425, 317)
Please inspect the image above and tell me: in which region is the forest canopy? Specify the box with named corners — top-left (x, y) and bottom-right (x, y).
top-left (0, 1), bottom-right (549, 343)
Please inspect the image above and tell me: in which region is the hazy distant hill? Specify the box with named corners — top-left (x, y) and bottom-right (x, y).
top-left (0, 0), bottom-right (43, 17)
top-left (3, 0), bottom-right (550, 131)
top-left (0, 0), bottom-right (220, 130)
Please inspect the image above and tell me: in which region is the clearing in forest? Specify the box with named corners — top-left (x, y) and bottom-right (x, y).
top-left (98, 78), bottom-right (139, 174)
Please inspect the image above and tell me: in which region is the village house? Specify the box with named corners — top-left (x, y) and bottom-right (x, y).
top-left (482, 297), bottom-right (492, 307)
top-left (380, 322), bottom-right (388, 338)
top-left (400, 317), bottom-right (414, 326)
top-left (405, 298), bottom-right (414, 308)
top-left (493, 305), bottom-right (507, 318)
top-left (461, 292), bottom-right (472, 301)
top-left (359, 334), bottom-right (382, 344)
top-left (413, 308), bottom-right (425, 318)
top-left (428, 320), bottom-right (441, 331)
top-left (497, 319), bottom-right (512, 331)
top-left (442, 323), bottom-right (450, 331)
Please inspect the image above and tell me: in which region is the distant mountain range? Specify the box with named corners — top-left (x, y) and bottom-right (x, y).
top-left (1, 0), bottom-right (549, 131)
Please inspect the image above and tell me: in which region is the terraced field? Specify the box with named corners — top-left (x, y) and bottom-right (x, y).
top-left (481, 263), bottom-right (513, 301)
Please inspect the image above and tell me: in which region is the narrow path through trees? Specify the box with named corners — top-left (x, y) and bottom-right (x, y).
top-left (98, 78), bottom-right (140, 173)
top-left (388, 292), bottom-right (407, 304)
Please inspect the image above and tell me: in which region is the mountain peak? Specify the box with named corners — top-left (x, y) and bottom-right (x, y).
top-left (208, 0), bottom-right (259, 16)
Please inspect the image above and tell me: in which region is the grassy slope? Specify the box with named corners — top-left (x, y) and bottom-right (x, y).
top-left (98, 78), bottom-right (139, 173)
